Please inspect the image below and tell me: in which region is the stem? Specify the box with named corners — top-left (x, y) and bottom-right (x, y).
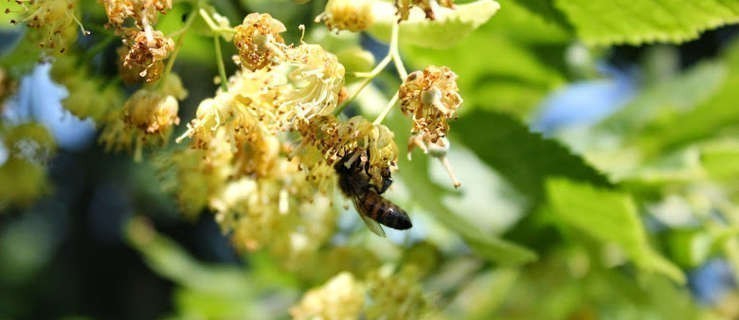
top-left (373, 91), bottom-right (399, 125)
top-left (214, 36), bottom-right (229, 91)
top-left (390, 22), bottom-right (408, 80)
top-left (334, 22), bottom-right (405, 115)
top-left (79, 34), bottom-right (116, 67)
top-left (162, 5), bottom-right (200, 83)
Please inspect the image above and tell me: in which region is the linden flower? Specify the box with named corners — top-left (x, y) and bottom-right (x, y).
top-left (119, 28), bottom-right (175, 83)
top-left (100, 74), bottom-right (186, 158)
top-left (290, 272), bottom-right (365, 320)
top-left (364, 265), bottom-right (440, 319)
top-left (315, 0), bottom-right (375, 32)
top-left (233, 13), bottom-right (287, 71)
top-left (278, 44), bottom-right (346, 125)
top-left (297, 115), bottom-right (398, 189)
top-left (210, 157), bottom-right (337, 264)
top-left (395, 0), bottom-right (456, 21)
top-left (100, 0), bottom-right (172, 27)
top-left (10, 0), bottom-right (80, 55)
top-left (399, 65), bottom-right (462, 144)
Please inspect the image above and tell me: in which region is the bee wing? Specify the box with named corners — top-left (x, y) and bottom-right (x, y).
top-left (352, 196), bottom-right (386, 237)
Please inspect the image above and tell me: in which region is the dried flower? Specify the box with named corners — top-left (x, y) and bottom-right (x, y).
top-left (100, 0), bottom-right (172, 28)
top-left (400, 65), bottom-right (462, 143)
top-left (315, 0), bottom-right (374, 32)
top-left (233, 13), bottom-right (287, 71)
top-left (119, 27), bottom-right (175, 83)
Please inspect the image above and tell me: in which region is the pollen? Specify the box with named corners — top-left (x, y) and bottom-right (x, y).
top-left (399, 65), bottom-right (462, 144)
top-left (233, 13), bottom-right (287, 71)
top-left (118, 28), bottom-right (175, 83)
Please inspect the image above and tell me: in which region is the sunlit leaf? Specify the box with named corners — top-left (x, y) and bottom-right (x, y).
top-left (455, 110), bottom-right (610, 206)
top-left (368, 0), bottom-right (501, 49)
top-left (554, 0), bottom-right (739, 45)
top-left (546, 178), bottom-right (685, 283)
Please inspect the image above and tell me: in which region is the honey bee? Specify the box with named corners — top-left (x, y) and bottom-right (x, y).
top-left (334, 151), bottom-right (412, 237)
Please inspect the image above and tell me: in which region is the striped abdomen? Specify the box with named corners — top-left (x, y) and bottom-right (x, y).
top-left (357, 191), bottom-right (412, 230)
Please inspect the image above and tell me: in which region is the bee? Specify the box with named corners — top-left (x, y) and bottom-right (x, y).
top-left (334, 151), bottom-right (412, 237)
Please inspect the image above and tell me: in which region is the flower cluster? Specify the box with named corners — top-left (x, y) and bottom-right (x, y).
top-left (400, 65), bottom-right (462, 146)
top-left (291, 266), bottom-right (440, 319)
top-left (100, 74), bottom-right (186, 158)
top-left (400, 65), bottom-right (463, 187)
top-left (395, 0), bottom-right (456, 21)
top-left (291, 272), bottom-right (365, 319)
top-left (297, 115), bottom-right (398, 190)
top-left (8, 0), bottom-right (82, 56)
top-left (100, 0), bottom-right (171, 28)
top-left (100, 0), bottom-right (175, 83)
top-left (315, 0), bottom-right (375, 33)
top-left (174, 14), bottom-right (353, 264)
top-left (233, 13), bottom-right (287, 71)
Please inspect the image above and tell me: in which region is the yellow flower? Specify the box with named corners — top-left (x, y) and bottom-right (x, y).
top-left (233, 13), bottom-right (287, 71)
top-left (316, 0), bottom-right (375, 32)
top-left (399, 65), bottom-right (462, 144)
top-left (10, 0), bottom-right (80, 55)
top-left (297, 115), bottom-right (398, 190)
top-left (119, 28), bottom-right (175, 83)
top-left (395, 0), bottom-right (456, 21)
top-left (100, 0), bottom-right (172, 28)
top-left (291, 272), bottom-right (365, 320)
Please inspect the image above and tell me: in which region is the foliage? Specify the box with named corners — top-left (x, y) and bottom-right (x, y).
top-left (2, 0), bottom-right (739, 319)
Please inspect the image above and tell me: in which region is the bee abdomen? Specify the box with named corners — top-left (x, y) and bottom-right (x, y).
top-left (362, 192), bottom-right (412, 230)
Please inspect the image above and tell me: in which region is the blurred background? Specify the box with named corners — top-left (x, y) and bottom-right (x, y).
top-left (2, 0), bottom-right (739, 319)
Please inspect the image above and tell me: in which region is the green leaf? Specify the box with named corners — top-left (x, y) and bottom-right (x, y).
top-left (545, 178), bottom-right (685, 283)
top-left (368, 0), bottom-right (501, 49)
top-left (599, 60), bottom-right (728, 135)
top-left (700, 140), bottom-right (739, 182)
top-left (554, 0), bottom-right (739, 45)
top-left (387, 113), bottom-right (537, 266)
top-left (455, 110), bottom-right (610, 206)
top-left (401, 1), bottom-right (568, 116)
top-left (509, 0), bottom-right (572, 29)
top-left (637, 67), bottom-right (739, 157)
top-left (400, 154), bottom-right (538, 265)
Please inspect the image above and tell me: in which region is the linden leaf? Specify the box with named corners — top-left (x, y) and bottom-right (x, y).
top-left (368, 0), bottom-right (501, 49)
top-left (554, 0), bottom-right (739, 46)
top-left (546, 178), bottom-right (685, 283)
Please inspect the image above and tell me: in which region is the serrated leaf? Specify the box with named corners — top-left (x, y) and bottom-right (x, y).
top-left (455, 110), bottom-right (610, 206)
top-left (554, 0), bottom-right (739, 46)
top-left (368, 0), bottom-right (501, 49)
top-left (545, 178), bottom-right (685, 283)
